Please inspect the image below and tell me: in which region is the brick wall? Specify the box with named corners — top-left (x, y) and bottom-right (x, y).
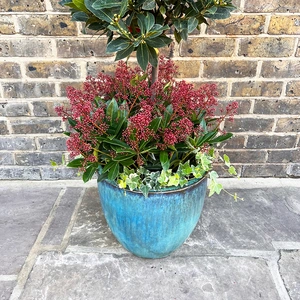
top-left (0, 0), bottom-right (299, 180)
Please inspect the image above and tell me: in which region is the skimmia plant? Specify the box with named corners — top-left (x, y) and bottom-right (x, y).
top-left (56, 58), bottom-right (239, 197)
top-left (57, 0), bottom-right (239, 197)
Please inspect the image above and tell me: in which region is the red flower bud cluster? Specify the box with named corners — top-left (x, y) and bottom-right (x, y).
top-left (56, 56), bottom-right (238, 170)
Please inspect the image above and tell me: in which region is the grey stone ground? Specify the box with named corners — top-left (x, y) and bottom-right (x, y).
top-left (0, 178), bottom-right (299, 300)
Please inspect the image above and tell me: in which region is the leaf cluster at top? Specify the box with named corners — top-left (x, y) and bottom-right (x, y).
top-left (59, 0), bottom-right (236, 69)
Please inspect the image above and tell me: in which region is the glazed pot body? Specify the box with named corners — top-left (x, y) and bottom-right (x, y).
top-left (97, 177), bottom-right (207, 258)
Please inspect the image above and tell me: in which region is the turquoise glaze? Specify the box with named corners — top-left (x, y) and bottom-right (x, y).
top-left (97, 177), bottom-right (207, 258)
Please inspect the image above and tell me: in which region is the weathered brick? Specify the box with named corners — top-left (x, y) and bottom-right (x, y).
top-left (175, 60), bottom-right (200, 78)
top-left (3, 102), bottom-right (31, 117)
top-left (207, 15), bottom-right (265, 35)
top-left (38, 137), bottom-right (67, 151)
top-left (275, 118), bottom-right (300, 132)
top-left (0, 62), bottom-right (21, 78)
top-left (25, 61), bottom-right (81, 79)
top-left (219, 149), bottom-right (267, 163)
top-left (60, 82), bottom-right (83, 97)
top-left (239, 37), bottom-right (295, 57)
top-left (86, 61), bottom-right (118, 77)
top-left (212, 163), bottom-right (242, 178)
top-left (244, 0), bottom-right (300, 13)
top-left (0, 1), bottom-right (46, 12)
top-left (2, 82), bottom-right (56, 98)
top-left (0, 152), bottom-right (14, 165)
top-left (231, 81), bottom-right (282, 97)
top-left (286, 81), bottom-right (300, 97)
top-left (246, 135), bottom-right (296, 149)
top-left (269, 16), bottom-right (300, 35)
top-left (242, 164), bottom-right (287, 177)
top-left (261, 61), bottom-right (300, 78)
top-left (15, 152), bottom-right (63, 166)
top-left (49, 0), bottom-right (69, 11)
top-left (180, 38), bottom-right (235, 57)
top-left (203, 60), bottom-right (257, 78)
top-left (32, 101), bottom-right (65, 117)
top-left (40, 166), bottom-right (79, 180)
top-left (11, 119), bottom-right (63, 134)
top-left (224, 117), bottom-right (274, 133)
top-left (218, 99), bottom-right (252, 115)
top-left (192, 81), bottom-right (228, 98)
top-left (0, 137), bottom-right (36, 150)
top-left (296, 41), bottom-right (300, 57)
top-left (0, 15), bottom-right (15, 34)
top-left (17, 15), bottom-right (77, 36)
top-left (57, 38), bottom-right (111, 58)
top-left (0, 120), bottom-right (9, 134)
top-left (268, 149), bottom-right (300, 163)
top-left (220, 135), bottom-right (245, 149)
top-left (0, 39), bottom-right (52, 57)
top-left (287, 163), bottom-right (300, 177)
top-left (0, 167), bottom-right (41, 180)
top-left (254, 99), bottom-right (300, 115)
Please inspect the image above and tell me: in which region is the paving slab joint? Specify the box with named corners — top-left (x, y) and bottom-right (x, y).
top-left (269, 251), bottom-right (291, 300)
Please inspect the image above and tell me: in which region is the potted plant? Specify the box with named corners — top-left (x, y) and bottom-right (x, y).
top-left (56, 0), bottom-right (238, 258)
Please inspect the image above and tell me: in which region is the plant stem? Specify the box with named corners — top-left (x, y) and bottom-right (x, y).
top-left (151, 65), bottom-right (159, 85)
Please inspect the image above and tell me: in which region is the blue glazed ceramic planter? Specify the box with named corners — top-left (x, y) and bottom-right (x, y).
top-left (97, 177), bottom-right (207, 258)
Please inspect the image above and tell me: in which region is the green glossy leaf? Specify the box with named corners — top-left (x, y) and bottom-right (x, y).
top-left (67, 158), bottom-right (84, 168)
top-left (148, 45), bottom-right (158, 67)
top-left (102, 160), bottom-right (116, 173)
top-left (137, 43), bottom-right (149, 71)
top-left (162, 104), bottom-right (173, 127)
top-left (82, 164), bottom-right (97, 182)
top-left (85, 0), bottom-right (113, 23)
top-left (115, 44), bottom-right (134, 60)
top-left (67, 117), bottom-right (77, 127)
top-left (113, 154), bottom-right (135, 162)
top-left (59, 0), bottom-right (72, 6)
top-left (188, 17), bottom-right (198, 33)
top-left (160, 151), bottom-right (169, 171)
top-left (107, 37), bottom-right (131, 53)
top-left (142, 0), bottom-right (156, 10)
top-left (106, 98), bottom-right (118, 123)
top-left (92, 0), bottom-right (121, 9)
top-left (146, 35), bottom-right (172, 48)
top-left (99, 137), bottom-right (132, 149)
top-left (174, 29), bottom-right (182, 44)
top-left (209, 132), bottom-right (233, 144)
top-left (73, 0), bottom-right (90, 12)
top-left (120, 0), bottom-right (128, 17)
top-left (196, 130), bottom-right (218, 147)
top-left (147, 24), bottom-right (169, 38)
top-left (72, 11), bottom-right (89, 21)
top-left (120, 158), bottom-right (135, 166)
top-left (173, 19), bottom-right (188, 41)
top-left (149, 117), bottom-right (162, 132)
top-left (108, 162), bottom-right (119, 180)
top-left (205, 6), bottom-right (235, 19)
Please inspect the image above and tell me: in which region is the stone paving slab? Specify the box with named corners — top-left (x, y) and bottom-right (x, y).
top-left (20, 252), bottom-right (281, 300)
top-left (41, 187), bottom-right (82, 245)
top-left (0, 180), bottom-right (299, 300)
top-left (0, 281), bottom-right (16, 300)
top-left (70, 186), bottom-right (300, 255)
top-left (0, 186), bottom-right (60, 275)
top-left (279, 250), bottom-right (300, 300)
top-left (70, 187), bottom-right (120, 249)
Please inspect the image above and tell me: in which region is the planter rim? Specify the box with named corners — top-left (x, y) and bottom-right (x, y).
top-left (98, 175), bottom-right (207, 196)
